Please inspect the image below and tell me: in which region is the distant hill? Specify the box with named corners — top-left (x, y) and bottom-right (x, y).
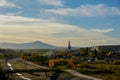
top-left (0, 41), bottom-right (56, 49)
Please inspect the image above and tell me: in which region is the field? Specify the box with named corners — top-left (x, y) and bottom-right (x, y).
top-left (74, 63), bottom-right (120, 80)
top-left (51, 59), bottom-right (120, 80)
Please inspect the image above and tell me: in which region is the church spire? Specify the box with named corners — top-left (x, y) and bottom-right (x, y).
top-left (68, 40), bottom-right (72, 52)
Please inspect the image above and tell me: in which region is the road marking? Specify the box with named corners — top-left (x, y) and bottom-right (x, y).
top-left (7, 62), bottom-right (31, 80)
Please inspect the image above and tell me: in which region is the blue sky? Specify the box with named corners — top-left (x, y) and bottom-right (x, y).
top-left (0, 0), bottom-right (120, 46)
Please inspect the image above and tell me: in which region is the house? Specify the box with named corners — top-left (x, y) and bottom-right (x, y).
top-left (93, 45), bottom-right (120, 52)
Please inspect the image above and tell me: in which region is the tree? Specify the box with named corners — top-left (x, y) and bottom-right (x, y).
top-left (80, 48), bottom-right (89, 58)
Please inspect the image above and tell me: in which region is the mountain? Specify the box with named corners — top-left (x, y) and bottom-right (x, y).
top-left (0, 41), bottom-right (56, 49)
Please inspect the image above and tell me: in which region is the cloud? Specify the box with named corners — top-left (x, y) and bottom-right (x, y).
top-left (38, 0), bottom-right (63, 6)
top-left (6, 11), bottom-right (22, 16)
top-left (0, 15), bottom-right (119, 46)
top-left (91, 28), bottom-right (113, 33)
top-left (40, 4), bottom-right (120, 16)
top-left (0, 0), bottom-right (17, 7)
top-left (0, 15), bottom-right (55, 24)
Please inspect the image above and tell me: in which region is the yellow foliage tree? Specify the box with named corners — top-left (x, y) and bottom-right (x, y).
top-left (49, 60), bottom-right (55, 68)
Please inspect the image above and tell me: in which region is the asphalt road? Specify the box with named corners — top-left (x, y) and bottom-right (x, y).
top-left (64, 70), bottom-right (102, 80)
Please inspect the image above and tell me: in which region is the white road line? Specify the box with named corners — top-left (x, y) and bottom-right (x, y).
top-left (7, 62), bottom-right (31, 80)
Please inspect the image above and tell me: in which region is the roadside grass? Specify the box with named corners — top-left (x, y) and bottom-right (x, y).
top-left (74, 63), bottom-right (120, 80)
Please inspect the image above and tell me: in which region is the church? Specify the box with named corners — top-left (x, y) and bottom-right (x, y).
top-left (68, 40), bottom-right (72, 52)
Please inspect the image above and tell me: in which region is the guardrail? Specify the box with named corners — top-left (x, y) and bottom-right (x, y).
top-left (4, 68), bottom-right (63, 73)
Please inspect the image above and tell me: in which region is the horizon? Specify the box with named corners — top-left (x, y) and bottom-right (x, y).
top-left (0, 40), bottom-right (120, 48)
top-left (0, 0), bottom-right (120, 46)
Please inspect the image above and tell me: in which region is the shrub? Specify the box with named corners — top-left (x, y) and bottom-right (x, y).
top-left (80, 62), bottom-right (89, 69)
top-left (73, 60), bottom-right (80, 66)
top-left (113, 60), bottom-right (120, 64)
top-left (54, 59), bottom-right (68, 67)
top-left (67, 61), bottom-right (75, 69)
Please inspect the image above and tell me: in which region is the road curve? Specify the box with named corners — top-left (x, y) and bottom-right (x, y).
top-left (64, 70), bottom-right (102, 80)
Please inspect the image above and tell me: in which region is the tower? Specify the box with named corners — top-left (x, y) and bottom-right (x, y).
top-left (68, 40), bottom-right (72, 52)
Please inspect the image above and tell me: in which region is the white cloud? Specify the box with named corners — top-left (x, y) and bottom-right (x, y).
top-left (0, 15), bottom-right (55, 24)
top-left (0, 15), bottom-right (119, 46)
top-left (6, 11), bottom-right (22, 16)
top-left (0, 0), bottom-right (17, 7)
top-left (91, 28), bottom-right (113, 33)
top-left (40, 4), bottom-right (120, 16)
top-left (38, 0), bottom-right (63, 6)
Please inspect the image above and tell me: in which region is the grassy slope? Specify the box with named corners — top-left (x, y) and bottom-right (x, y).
top-left (75, 63), bottom-right (120, 80)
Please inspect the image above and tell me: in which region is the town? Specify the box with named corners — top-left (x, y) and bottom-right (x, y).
top-left (0, 41), bottom-right (120, 80)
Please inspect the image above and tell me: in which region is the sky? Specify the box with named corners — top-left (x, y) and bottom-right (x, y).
top-left (0, 0), bottom-right (120, 47)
